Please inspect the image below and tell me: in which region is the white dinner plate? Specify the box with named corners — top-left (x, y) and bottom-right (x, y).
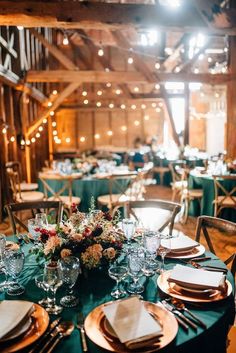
top-left (166, 244), bottom-right (205, 259)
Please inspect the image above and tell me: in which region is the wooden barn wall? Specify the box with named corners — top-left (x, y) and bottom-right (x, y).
top-left (54, 108), bottom-right (164, 153)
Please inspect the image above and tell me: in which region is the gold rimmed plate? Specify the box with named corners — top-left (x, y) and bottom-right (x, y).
top-left (1, 303), bottom-right (49, 353)
top-left (157, 270), bottom-right (232, 303)
top-left (84, 301), bottom-right (178, 352)
top-left (166, 244), bottom-right (205, 259)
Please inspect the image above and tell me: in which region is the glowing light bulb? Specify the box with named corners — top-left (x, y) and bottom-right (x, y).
top-left (39, 126), bottom-right (43, 132)
top-left (141, 104), bottom-right (146, 109)
top-left (131, 104), bottom-right (136, 110)
top-left (155, 62), bottom-right (160, 70)
top-left (80, 136), bottom-right (86, 142)
top-left (194, 68), bottom-right (199, 74)
top-left (155, 84), bottom-right (160, 90)
top-left (83, 99), bottom-right (89, 105)
top-left (53, 130), bottom-right (58, 136)
top-left (26, 140), bottom-right (30, 145)
top-left (82, 91), bottom-right (87, 96)
top-left (156, 107), bottom-right (161, 113)
top-left (52, 90), bottom-right (58, 95)
top-left (208, 57), bottom-right (212, 63)
top-left (96, 102), bottom-right (102, 107)
top-left (144, 115), bottom-right (149, 121)
top-left (120, 104), bottom-right (126, 109)
top-left (94, 133), bottom-right (100, 139)
top-left (97, 90), bottom-right (102, 96)
top-left (115, 89), bottom-right (121, 95)
top-left (47, 101), bottom-right (52, 107)
top-left (134, 120), bottom-right (140, 126)
top-left (121, 125), bottom-right (127, 131)
top-left (31, 137), bottom-right (36, 143)
top-left (152, 102), bottom-right (157, 108)
top-left (36, 133), bottom-right (40, 138)
top-left (52, 121), bottom-right (57, 127)
top-left (63, 36), bottom-right (69, 45)
top-left (43, 118), bottom-right (47, 124)
top-left (128, 57), bottom-right (133, 64)
top-left (158, 102), bottom-right (163, 107)
top-left (10, 136), bottom-right (15, 142)
top-left (50, 111), bottom-right (55, 116)
top-left (109, 103), bottom-right (114, 109)
top-left (175, 66), bottom-right (180, 73)
top-left (134, 86), bottom-right (139, 92)
top-left (98, 48), bottom-right (104, 56)
top-left (106, 82), bottom-right (111, 88)
top-left (2, 127), bottom-right (7, 134)
top-left (65, 137), bottom-right (71, 143)
top-left (107, 130), bottom-right (113, 136)
top-left (20, 139), bottom-right (25, 145)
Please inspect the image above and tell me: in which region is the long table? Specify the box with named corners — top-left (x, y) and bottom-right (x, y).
top-left (0, 240), bottom-right (234, 353)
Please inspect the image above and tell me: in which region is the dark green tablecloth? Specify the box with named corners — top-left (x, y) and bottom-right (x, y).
top-left (188, 172), bottom-right (236, 221)
top-left (0, 240), bottom-right (234, 353)
top-left (38, 177), bottom-right (129, 212)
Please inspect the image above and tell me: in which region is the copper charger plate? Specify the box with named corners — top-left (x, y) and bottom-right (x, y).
top-left (84, 300), bottom-right (178, 353)
top-left (1, 303), bottom-right (49, 353)
top-left (166, 244), bottom-right (205, 259)
top-left (157, 270), bottom-right (232, 303)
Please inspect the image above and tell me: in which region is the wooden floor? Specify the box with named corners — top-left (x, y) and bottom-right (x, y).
top-left (0, 184), bottom-right (235, 351)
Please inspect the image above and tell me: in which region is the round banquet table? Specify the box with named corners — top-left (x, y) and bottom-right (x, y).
top-left (188, 170), bottom-right (236, 221)
top-left (38, 174), bottom-right (130, 212)
top-left (0, 240), bottom-right (235, 353)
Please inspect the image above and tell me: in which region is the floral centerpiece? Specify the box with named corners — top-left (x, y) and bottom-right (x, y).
top-left (30, 203), bottom-right (124, 271)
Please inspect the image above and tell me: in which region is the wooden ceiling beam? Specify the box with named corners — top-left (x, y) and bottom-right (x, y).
top-left (1, 1), bottom-right (234, 35)
top-left (26, 70), bottom-right (235, 85)
top-left (26, 82), bottom-right (81, 136)
top-left (29, 29), bottom-right (78, 70)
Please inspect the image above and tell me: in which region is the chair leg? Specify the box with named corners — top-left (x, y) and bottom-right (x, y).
top-left (160, 172), bottom-right (164, 186)
top-left (172, 189), bottom-right (176, 202)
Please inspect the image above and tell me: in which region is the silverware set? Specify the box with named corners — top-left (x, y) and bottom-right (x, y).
top-left (77, 312), bottom-right (89, 352)
top-left (161, 299), bottom-right (207, 332)
top-left (178, 257), bottom-right (228, 273)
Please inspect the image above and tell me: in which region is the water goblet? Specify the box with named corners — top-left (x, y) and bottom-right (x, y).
top-left (157, 233), bottom-right (171, 273)
top-left (58, 256), bottom-right (80, 308)
top-left (5, 249), bottom-right (25, 296)
top-left (108, 264), bottom-right (128, 299)
top-left (35, 274), bottom-right (51, 308)
top-left (143, 230), bottom-right (160, 275)
top-left (0, 234), bottom-right (6, 273)
top-left (122, 218), bottom-right (136, 251)
top-left (126, 248), bottom-right (145, 294)
top-left (43, 262), bottom-right (63, 314)
top-left (28, 218), bottom-right (42, 242)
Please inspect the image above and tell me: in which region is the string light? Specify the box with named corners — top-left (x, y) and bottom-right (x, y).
top-left (175, 66), bottom-right (180, 73)
top-left (222, 67), bottom-right (227, 73)
top-left (208, 57), bottom-right (212, 63)
top-left (131, 104), bottom-right (136, 110)
top-left (152, 102), bottom-right (157, 108)
top-left (52, 121), bottom-right (57, 127)
top-left (224, 47), bottom-right (228, 53)
top-left (55, 138), bottom-right (61, 144)
top-left (20, 139), bottom-right (25, 145)
top-left (52, 90), bottom-right (58, 95)
top-left (80, 136), bottom-right (86, 142)
top-left (83, 99), bottom-right (89, 105)
top-left (128, 57), bottom-right (133, 64)
top-left (96, 102), bottom-right (102, 107)
top-left (141, 104), bottom-right (146, 109)
top-left (62, 35), bottom-right (69, 46)
top-left (26, 140), bottom-right (31, 146)
top-left (107, 130), bottom-right (113, 136)
top-left (97, 90), bottom-right (103, 96)
top-left (155, 62), bottom-right (161, 70)
top-left (43, 118), bottom-right (47, 124)
top-left (17, 26), bottom-right (24, 31)
top-left (120, 104), bottom-right (126, 109)
top-left (144, 115), bottom-right (150, 121)
top-left (98, 48), bottom-right (104, 56)
top-left (31, 137), bottom-right (36, 143)
top-left (215, 92), bottom-right (220, 98)
top-left (134, 87), bottom-right (139, 92)
top-left (2, 127), bottom-right (7, 134)
top-left (47, 102), bottom-right (52, 107)
top-left (198, 53), bottom-right (204, 60)
top-left (36, 133), bottom-right (40, 138)
top-left (158, 102), bottom-right (163, 107)
top-left (156, 107), bottom-right (161, 113)
top-left (50, 111), bottom-right (55, 116)
top-left (155, 84), bottom-right (160, 90)
top-left (194, 68), bottom-right (199, 74)
top-left (82, 91), bottom-right (87, 96)
top-left (38, 126), bottom-right (43, 132)
top-left (121, 125), bottom-right (127, 131)
top-left (94, 133), bottom-right (100, 139)
top-left (106, 83), bottom-right (111, 88)
top-left (10, 136), bottom-right (15, 142)
top-left (53, 130), bottom-right (58, 136)
top-left (134, 120), bottom-right (140, 126)
top-left (65, 137), bottom-right (71, 143)
top-left (115, 89), bottom-right (121, 95)
top-left (109, 103), bottom-right (114, 109)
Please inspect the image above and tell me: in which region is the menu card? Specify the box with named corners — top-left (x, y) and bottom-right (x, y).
top-left (103, 297), bottom-right (162, 348)
top-left (168, 265), bottom-right (225, 290)
top-left (0, 301), bottom-right (34, 339)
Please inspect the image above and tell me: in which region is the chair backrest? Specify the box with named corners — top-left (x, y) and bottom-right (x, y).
top-left (213, 175), bottom-right (236, 208)
top-left (125, 199), bottom-right (181, 235)
top-left (6, 169), bottom-right (21, 201)
top-left (5, 200), bottom-right (63, 234)
top-left (39, 173), bottom-right (77, 202)
top-left (5, 161), bottom-right (23, 181)
top-left (195, 216), bottom-right (236, 276)
top-left (169, 160), bottom-right (187, 183)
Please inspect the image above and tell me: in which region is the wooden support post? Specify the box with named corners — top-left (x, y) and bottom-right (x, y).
top-left (48, 115), bottom-right (53, 163)
top-left (184, 83), bottom-right (190, 146)
top-left (227, 36), bottom-right (236, 159)
top-left (25, 145), bottom-right (31, 182)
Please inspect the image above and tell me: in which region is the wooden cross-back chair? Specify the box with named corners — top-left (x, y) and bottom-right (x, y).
top-left (7, 169), bottom-right (44, 203)
top-left (212, 175), bottom-right (236, 217)
top-left (195, 216), bottom-right (236, 277)
top-left (125, 199), bottom-right (181, 236)
top-left (152, 156), bottom-right (170, 185)
top-left (169, 160), bottom-right (188, 201)
top-left (5, 200), bottom-right (63, 235)
top-left (6, 161), bottom-right (38, 192)
top-left (39, 172), bottom-right (81, 216)
top-left (97, 171), bottom-right (145, 216)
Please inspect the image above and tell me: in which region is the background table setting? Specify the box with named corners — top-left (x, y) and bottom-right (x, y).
top-left (0, 209), bottom-right (235, 353)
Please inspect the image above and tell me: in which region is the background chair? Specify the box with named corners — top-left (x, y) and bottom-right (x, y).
top-left (5, 200), bottom-right (63, 234)
top-left (213, 175), bottom-right (236, 218)
top-left (6, 161), bottom-right (39, 192)
top-left (152, 156), bottom-right (170, 185)
top-left (125, 199), bottom-right (181, 236)
top-left (195, 215), bottom-right (236, 277)
top-left (169, 161), bottom-right (188, 201)
top-left (7, 169), bottom-right (44, 203)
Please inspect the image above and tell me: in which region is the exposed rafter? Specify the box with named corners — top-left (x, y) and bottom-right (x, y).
top-left (0, 1), bottom-right (236, 35)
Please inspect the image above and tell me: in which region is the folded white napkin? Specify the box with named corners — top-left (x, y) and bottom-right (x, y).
top-left (0, 301), bottom-right (34, 339)
top-left (168, 265), bottom-right (225, 290)
top-left (168, 235), bottom-right (199, 252)
top-left (103, 297), bottom-right (162, 349)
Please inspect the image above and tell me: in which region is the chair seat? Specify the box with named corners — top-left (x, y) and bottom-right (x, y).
top-left (171, 180), bottom-right (188, 190)
top-left (97, 194), bottom-right (140, 208)
top-left (48, 195), bottom-right (81, 207)
top-left (182, 189), bottom-right (203, 198)
top-left (213, 196), bottom-right (236, 206)
top-left (153, 167), bottom-right (170, 173)
top-left (16, 191), bottom-right (44, 202)
top-left (20, 182), bottom-right (38, 191)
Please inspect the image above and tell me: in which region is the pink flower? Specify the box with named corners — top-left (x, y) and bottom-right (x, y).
top-left (44, 235), bottom-right (62, 256)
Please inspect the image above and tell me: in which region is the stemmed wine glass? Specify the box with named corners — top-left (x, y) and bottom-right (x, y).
top-left (4, 249), bottom-right (25, 296)
top-left (28, 219), bottom-right (42, 242)
top-left (58, 256), bottom-right (80, 307)
top-left (43, 262), bottom-right (63, 314)
top-left (157, 233), bottom-right (171, 273)
top-left (122, 218), bottom-right (136, 251)
top-left (143, 230), bottom-right (159, 276)
top-left (35, 274), bottom-right (51, 308)
top-left (108, 264), bottom-right (128, 299)
top-left (0, 234), bottom-right (6, 273)
top-left (127, 248), bottom-right (145, 294)
top-left (35, 213), bottom-right (48, 227)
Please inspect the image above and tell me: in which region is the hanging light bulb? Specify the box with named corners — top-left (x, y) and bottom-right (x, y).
top-left (158, 102), bottom-right (163, 107)
top-left (109, 103), bottom-right (114, 109)
top-left (10, 136), bottom-right (15, 142)
top-left (36, 132), bottom-right (40, 138)
top-left (155, 83), bottom-right (160, 90)
top-left (107, 130), bottom-right (113, 136)
top-left (80, 136), bottom-right (86, 142)
top-left (131, 104), bottom-right (136, 110)
top-left (134, 120), bottom-right (140, 126)
top-left (31, 137), bottom-right (36, 143)
top-left (98, 48), bottom-right (104, 56)
top-left (152, 102), bottom-right (157, 108)
top-left (26, 140), bottom-right (31, 146)
top-left (20, 139), bottom-right (25, 145)
top-left (63, 34), bottom-right (69, 46)
top-left (52, 90), bottom-right (58, 95)
top-left (96, 102), bottom-right (102, 107)
top-left (134, 86), bottom-right (139, 92)
top-left (43, 118), bottom-right (47, 124)
top-left (115, 89), bottom-right (121, 95)
top-left (156, 107), bottom-right (161, 113)
top-left (120, 104), bottom-right (126, 109)
top-left (47, 101), bottom-right (52, 107)
top-left (50, 111), bottom-right (55, 116)
top-left (52, 121), bottom-right (57, 127)
top-left (53, 130), bottom-right (58, 136)
top-left (121, 125), bottom-right (127, 131)
top-left (2, 127), bottom-right (7, 134)
top-left (155, 62), bottom-right (160, 70)
top-left (65, 137), bottom-right (71, 143)
top-left (106, 82), bottom-right (111, 88)
top-left (83, 99), bottom-right (89, 105)
top-left (82, 91), bottom-right (87, 96)
top-left (141, 104), bottom-right (146, 109)
top-left (128, 57), bottom-right (134, 64)
top-left (97, 90), bottom-right (103, 96)
top-left (94, 133), bottom-right (100, 139)
top-left (144, 115), bottom-right (150, 121)
top-left (38, 126), bottom-right (43, 132)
